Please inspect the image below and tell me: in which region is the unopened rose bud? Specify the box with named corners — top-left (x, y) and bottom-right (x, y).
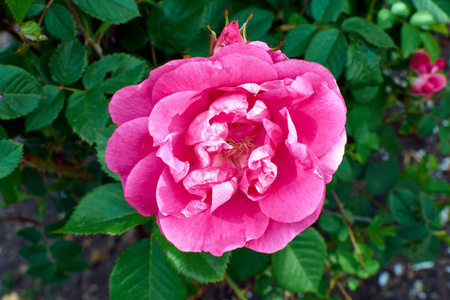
top-left (391, 2), bottom-right (410, 18)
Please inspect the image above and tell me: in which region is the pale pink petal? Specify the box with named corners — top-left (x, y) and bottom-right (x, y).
top-left (124, 152), bottom-right (165, 216)
top-left (245, 197), bottom-right (324, 253)
top-left (411, 73), bottom-right (447, 95)
top-left (185, 111), bottom-right (228, 146)
top-left (211, 177), bottom-right (238, 212)
top-left (149, 91), bottom-right (210, 146)
top-left (109, 80), bottom-right (153, 126)
top-left (247, 100), bottom-right (270, 122)
top-left (210, 92), bottom-right (248, 123)
top-left (156, 167), bottom-right (206, 217)
top-left (318, 129), bottom-right (347, 183)
top-left (152, 54), bottom-right (278, 102)
top-left (258, 145), bottom-right (325, 223)
top-left (105, 117), bottom-right (154, 180)
top-left (182, 166), bottom-right (236, 197)
top-left (157, 191), bottom-right (269, 256)
top-left (156, 133), bottom-right (191, 182)
top-left (211, 42), bottom-right (274, 65)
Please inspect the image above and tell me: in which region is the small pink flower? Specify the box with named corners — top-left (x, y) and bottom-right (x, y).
top-left (105, 21), bottom-right (347, 256)
top-left (410, 50), bottom-right (447, 98)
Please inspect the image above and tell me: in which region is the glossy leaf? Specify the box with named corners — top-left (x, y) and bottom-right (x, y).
top-left (342, 17), bottom-right (394, 48)
top-left (0, 65), bottom-right (43, 120)
top-left (153, 225), bottom-right (230, 283)
top-left (232, 7), bottom-right (274, 40)
top-left (83, 54), bottom-right (146, 93)
top-left (388, 189), bottom-right (418, 225)
top-left (0, 167), bottom-right (21, 204)
top-left (420, 32), bottom-right (440, 61)
top-left (72, 0), bottom-right (140, 24)
top-left (147, 0), bottom-right (208, 54)
top-left (411, 0), bottom-right (450, 23)
top-left (65, 89), bottom-right (109, 144)
top-left (25, 85), bottom-right (65, 132)
top-left (5, 0), bottom-right (32, 24)
top-left (311, 0), bottom-right (345, 24)
top-left (19, 244), bottom-right (47, 265)
top-left (109, 239), bottom-right (185, 300)
top-left (17, 227), bottom-right (43, 244)
top-left (228, 247), bottom-right (270, 280)
top-left (44, 4), bottom-right (76, 40)
top-left (272, 228), bottom-right (326, 293)
top-left (0, 140), bottom-right (23, 180)
top-left (401, 23), bottom-right (421, 57)
top-left (283, 24), bottom-right (317, 58)
top-left (50, 41), bottom-right (87, 85)
top-left (305, 29), bottom-right (348, 79)
top-left (59, 183), bottom-right (150, 235)
top-left (364, 155), bottom-right (399, 196)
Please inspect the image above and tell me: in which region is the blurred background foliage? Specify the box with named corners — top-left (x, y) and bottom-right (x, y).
top-left (0, 0), bottom-right (449, 299)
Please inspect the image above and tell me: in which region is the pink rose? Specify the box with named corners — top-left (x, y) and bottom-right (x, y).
top-left (410, 50), bottom-right (447, 98)
top-left (105, 21), bottom-right (347, 256)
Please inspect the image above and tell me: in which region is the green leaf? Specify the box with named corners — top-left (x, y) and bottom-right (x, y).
top-left (364, 154), bottom-right (399, 196)
top-left (0, 65), bottom-right (43, 120)
top-left (22, 167), bottom-right (46, 196)
top-left (388, 189), bottom-right (418, 225)
top-left (337, 251), bottom-right (358, 274)
top-left (282, 24), bottom-right (317, 58)
top-left (401, 23), bottom-right (421, 57)
top-left (153, 225), bottom-right (230, 283)
top-left (6, 0), bottom-right (32, 24)
top-left (50, 240), bottom-right (82, 260)
top-left (346, 41), bottom-right (383, 88)
top-left (305, 29), bottom-right (348, 79)
top-left (336, 155), bottom-right (353, 182)
top-left (109, 239), bottom-right (185, 300)
top-left (19, 244), bottom-right (47, 265)
top-left (147, 0), bottom-right (208, 54)
top-left (44, 4), bottom-right (76, 41)
top-left (0, 167), bottom-right (21, 204)
top-left (59, 183), bottom-right (150, 235)
top-left (272, 228), bottom-right (326, 293)
top-left (420, 32), bottom-right (440, 62)
top-left (83, 54), bottom-right (146, 93)
top-left (311, 0), bottom-right (345, 24)
top-left (228, 247), bottom-right (269, 280)
top-left (50, 41), bottom-right (87, 85)
top-left (439, 124), bottom-right (450, 154)
top-left (318, 214), bottom-right (341, 233)
top-left (65, 89), bottom-right (109, 144)
top-left (26, 262), bottom-right (56, 279)
top-left (72, 0), bottom-right (140, 24)
top-left (26, 85), bottom-right (65, 132)
top-left (411, 0), bottom-right (450, 23)
top-left (17, 227), bottom-right (43, 244)
top-left (232, 7), bottom-right (274, 40)
top-left (0, 140), bottom-right (23, 180)
top-left (420, 193), bottom-right (437, 223)
top-left (94, 127), bottom-right (120, 181)
top-left (417, 114), bottom-right (437, 137)
top-left (342, 17), bottom-right (394, 48)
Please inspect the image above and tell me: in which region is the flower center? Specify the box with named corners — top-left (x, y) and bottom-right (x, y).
top-left (223, 135), bottom-right (255, 159)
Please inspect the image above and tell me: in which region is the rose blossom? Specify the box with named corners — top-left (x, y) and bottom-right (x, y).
top-left (410, 50), bottom-right (447, 98)
top-left (105, 20), bottom-right (347, 256)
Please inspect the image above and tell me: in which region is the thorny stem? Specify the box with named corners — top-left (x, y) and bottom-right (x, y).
top-left (65, 0), bottom-right (103, 58)
top-left (225, 275), bottom-right (247, 300)
top-left (38, 0), bottom-right (54, 26)
top-left (0, 216), bottom-right (43, 226)
top-left (331, 190), bottom-right (366, 272)
top-left (336, 280), bottom-right (353, 300)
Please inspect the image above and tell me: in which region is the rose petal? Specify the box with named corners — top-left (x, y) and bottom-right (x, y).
top-left (258, 144), bottom-right (325, 223)
top-left (149, 91), bottom-right (210, 146)
top-left (124, 152), bottom-right (165, 216)
top-left (105, 117), bottom-right (154, 181)
top-left (318, 129), bottom-right (347, 183)
top-left (245, 197), bottom-right (324, 253)
top-left (157, 191), bottom-right (269, 256)
top-left (109, 80), bottom-right (154, 126)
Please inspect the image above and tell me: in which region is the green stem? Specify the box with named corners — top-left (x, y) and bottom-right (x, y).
top-left (225, 275), bottom-right (247, 300)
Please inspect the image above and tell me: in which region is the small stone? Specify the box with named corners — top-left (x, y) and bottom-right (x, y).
top-left (378, 271), bottom-right (390, 287)
top-left (393, 263), bottom-right (403, 276)
top-left (412, 261), bottom-right (434, 271)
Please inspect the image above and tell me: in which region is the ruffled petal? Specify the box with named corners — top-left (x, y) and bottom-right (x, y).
top-left (149, 91), bottom-right (210, 146)
top-left (258, 144), bottom-right (325, 223)
top-left (109, 80), bottom-right (154, 126)
top-left (105, 117), bottom-right (154, 181)
top-left (157, 191), bottom-right (269, 256)
top-left (152, 53), bottom-right (278, 102)
top-left (156, 167), bottom-right (207, 217)
top-left (124, 152), bottom-right (165, 216)
top-left (410, 50), bottom-right (432, 74)
top-left (411, 73), bottom-right (447, 95)
top-left (245, 197), bottom-right (324, 253)
top-left (156, 133), bottom-right (191, 182)
top-left (318, 129), bottom-right (347, 183)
